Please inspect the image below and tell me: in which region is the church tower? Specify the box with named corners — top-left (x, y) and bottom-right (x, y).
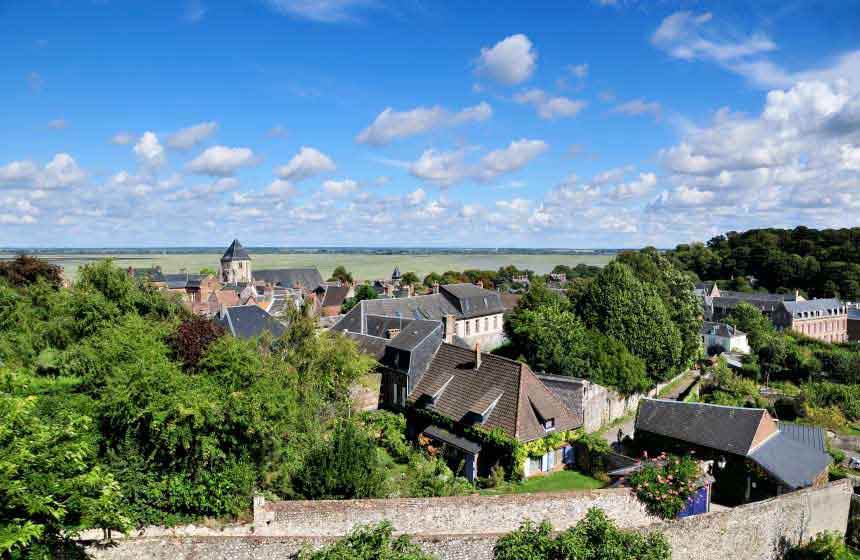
top-left (220, 239), bottom-right (252, 284)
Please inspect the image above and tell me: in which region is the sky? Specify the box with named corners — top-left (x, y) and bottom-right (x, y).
top-left (2, 0), bottom-right (860, 248)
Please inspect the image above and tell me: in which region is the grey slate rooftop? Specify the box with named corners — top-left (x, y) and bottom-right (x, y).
top-left (215, 304), bottom-right (286, 339)
top-left (253, 268), bottom-right (324, 290)
top-left (782, 298), bottom-right (845, 316)
top-left (221, 239), bottom-right (251, 261)
top-left (748, 431), bottom-right (831, 489)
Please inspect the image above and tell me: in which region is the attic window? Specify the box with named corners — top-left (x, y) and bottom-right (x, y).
top-left (543, 418), bottom-right (556, 431)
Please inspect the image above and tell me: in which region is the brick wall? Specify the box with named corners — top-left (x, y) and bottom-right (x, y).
top-left (84, 480), bottom-right (852, 560)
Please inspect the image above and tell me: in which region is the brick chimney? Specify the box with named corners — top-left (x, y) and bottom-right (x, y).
top-left (444, 314), bottom-right (455, 343)
top-left (474, 342), bottom-right (481, 370)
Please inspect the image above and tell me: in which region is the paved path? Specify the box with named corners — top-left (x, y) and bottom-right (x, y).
top-left (601, 371), bottom-right (700, 448)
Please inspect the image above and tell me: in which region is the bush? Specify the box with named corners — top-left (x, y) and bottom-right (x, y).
top-left (493, 508), bottom-right (671, 560)
top-left (785, 531), bottom-right (854, 560)
top-left (292, 420), bottom-right (388, 500)
top-left (299, 521), bottom-right (434, 560)
top-left (167, 315), bottom-right (226, 371)
top-left (628, 455), bottom-right (700, 519)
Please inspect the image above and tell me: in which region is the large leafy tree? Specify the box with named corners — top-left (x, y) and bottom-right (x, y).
top-left (0, 254), bottom-right (63, 288)
top-left (0, 393), bottom-right (130, 557)
top-left (576, 262), bottom-right (684, 380)
top-left (723, 302), bottom-right (774, 350)
top-left (330, 265), bottom-right (353, 285)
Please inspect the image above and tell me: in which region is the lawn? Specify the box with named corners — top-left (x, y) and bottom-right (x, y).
top-left (481, 469), bottom-right (606, 495)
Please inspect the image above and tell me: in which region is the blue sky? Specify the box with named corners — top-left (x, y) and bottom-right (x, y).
top-left (2, 0), bottom-right (860, 248)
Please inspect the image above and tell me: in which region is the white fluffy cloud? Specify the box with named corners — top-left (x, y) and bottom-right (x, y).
top-left (652, 11), bottom-right (775, 63)
top-left (186, 146), bottom-right (256, 176)
top-left (476, 34), bottom-right (536, 85)
top-left (357, 102), bottom-right (491, 146)
top-left (409, 149), bottom-right (469, 186)
top-left (166, 121), bottom-right (218, 150)
top-left (134, 132), bottom-right (167, 169)
top-left (276, 146), bottom-right (336, 181)
top-left (0, 154), bottom-right (86, 190)
top-left (267, 179), bottom-right (296, 197)
top-left (322, 178), bottom-right (359, 196)
top-left (477, 139), bottom-right (548, 181)
top-left (514, 89), bottom-right (586, 120)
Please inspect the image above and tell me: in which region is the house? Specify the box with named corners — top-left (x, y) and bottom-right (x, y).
top-left (634, 399), bottom-right (831, 504)
top-left (320, 284), bottom-right (351, 317)
top-left (214, 304), bottom-right (287, 339)
top-left (849, 308), bottom-right (860, 341)
top-left (778, 298), bottom-right (848, 343)
top-left (700, 321), bottom-right (750, 354)
top-left (408, 343), bottom-right (581, 481)
top-left (331, 282), bottom-right (507, 351)
top-left (697, 283), bottom-right (848, 343)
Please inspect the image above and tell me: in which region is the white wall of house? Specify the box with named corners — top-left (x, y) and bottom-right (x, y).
top-left (453, 313), bottom-right (505, 351)
top-left (702, 332), bottom-right (750, 354)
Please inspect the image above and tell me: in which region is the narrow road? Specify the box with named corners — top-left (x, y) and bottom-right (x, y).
top-left (601, 371), bottom-right (700, 447)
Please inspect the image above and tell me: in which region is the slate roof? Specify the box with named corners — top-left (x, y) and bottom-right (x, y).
top-left (409, 344), bottom-right (580, 442)
top-left (849, 309), bottom-right (860, 320)
top-left (536, 374), bottom-right (586, 427)
top-left (777, 422), bottom-right (826, 453)
top-left (221, 239), bottom-right (251, 261)
top-left (748, 432), bottom-right (831, 489)
top-left (132, 267), bottom-right (166, 283)
top-left (344, 332), bottom-right (389, 361)
top-left (636, 399), bottom-right (831, 490)
top-left (636, 399), bottom-right (767, 455)
top-left (254, 268), bottom-right (324, 289)
top-left (439, 283), bottom-right (506, 318)
top-left (701, 321), bottom-right (746, 338)
top-left (330, 284), bottom-right (504, 333)
top-left (423, 425), bottom-right (482, 454)
top-left (782, 298), bottom-right (845, 317)
top-left (163, 273), bottom-right (204, 290)
top-left (215, 304), bottom-right (286, 339)
top-left (392, 266), bottom-right (401, 279)
top-left (322, 285), bottom-right (350, 308)
top-left (386, 319), bottom-right (442, 351)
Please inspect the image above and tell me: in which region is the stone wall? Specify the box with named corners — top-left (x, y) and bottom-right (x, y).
top-left (84, 480), bottom-right (851, 560)
top-left (252, 489), bottom-right (653, 536)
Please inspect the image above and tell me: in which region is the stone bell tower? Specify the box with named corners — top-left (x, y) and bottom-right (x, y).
top-left (220, 239), bottom-right (252, 284)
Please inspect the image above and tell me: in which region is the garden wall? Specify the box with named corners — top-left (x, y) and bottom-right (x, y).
top-left (84, 480), bottom-right (852, 560)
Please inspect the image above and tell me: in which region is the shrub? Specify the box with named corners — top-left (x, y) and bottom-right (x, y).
top-left (785, 531), bottom-right (853, 560)
top-left (167, 315), bottom-right (226, 371)
top-left (292, 420), bottom-right (388, 500)
top-left (299, 521), bottom-right (434, 560)
top-left (628, 455), bottom-right (700, 519)
top-left (493, 508), bottom-right (671, 560)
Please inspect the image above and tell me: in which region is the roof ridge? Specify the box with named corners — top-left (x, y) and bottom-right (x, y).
top-left (641, 397), bottom-right (767, 413)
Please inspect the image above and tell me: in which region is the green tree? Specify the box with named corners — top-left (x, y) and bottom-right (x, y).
top-left (0, 393), bottom-right (130, 557)
top-left (577, 262), bottom-right (684, 380)
top-left (342, 284), bottom-right (378, 313)
top-left (400, 271), bottom-right (420, 286)
top-left (198, 267), bottom-right (217, 277)
top-left (330, 265), bottom-right (354, 285)
top-left (724, 302), bottom-right (774, 350)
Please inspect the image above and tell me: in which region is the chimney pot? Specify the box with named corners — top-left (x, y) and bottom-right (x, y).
top-left (474, 342), bottom-right (481, 370)
top-left (444, 314), bottom-right (455, 344)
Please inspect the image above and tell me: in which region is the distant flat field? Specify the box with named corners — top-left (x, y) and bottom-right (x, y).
top-left (5, 252), bottom-right (614, 282)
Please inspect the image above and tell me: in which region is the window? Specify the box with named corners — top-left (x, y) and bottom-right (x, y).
top-left (465, 321), bottom-right (470, 336)
top-left (456, 322), bottom-right (462, 336)
top-left (475, 319), bottom-right (479, 333)
top-left (543, 418), bottom-right (555, 431)
top-left (484, 317), bottom-right (488, 331)
top-left (493, 315), bottom-right (498, 330)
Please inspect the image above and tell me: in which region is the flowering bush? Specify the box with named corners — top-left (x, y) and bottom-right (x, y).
top-left (628, 454), bottom-right (700, 519)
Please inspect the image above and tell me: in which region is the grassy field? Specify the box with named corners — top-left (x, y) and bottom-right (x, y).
top-left (5, 251), bottom-right (614, 282)
top-left (480, 469), bottom-right (606, 495)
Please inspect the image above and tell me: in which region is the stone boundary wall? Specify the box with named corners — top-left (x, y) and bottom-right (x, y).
top-left (253, 488), bottom-right (652, 536)
top-left (84, 481), bottom-right (851, 560)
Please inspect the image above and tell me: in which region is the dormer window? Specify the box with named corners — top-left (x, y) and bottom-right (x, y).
top-left (543, 418), bottom-right (556, 431)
